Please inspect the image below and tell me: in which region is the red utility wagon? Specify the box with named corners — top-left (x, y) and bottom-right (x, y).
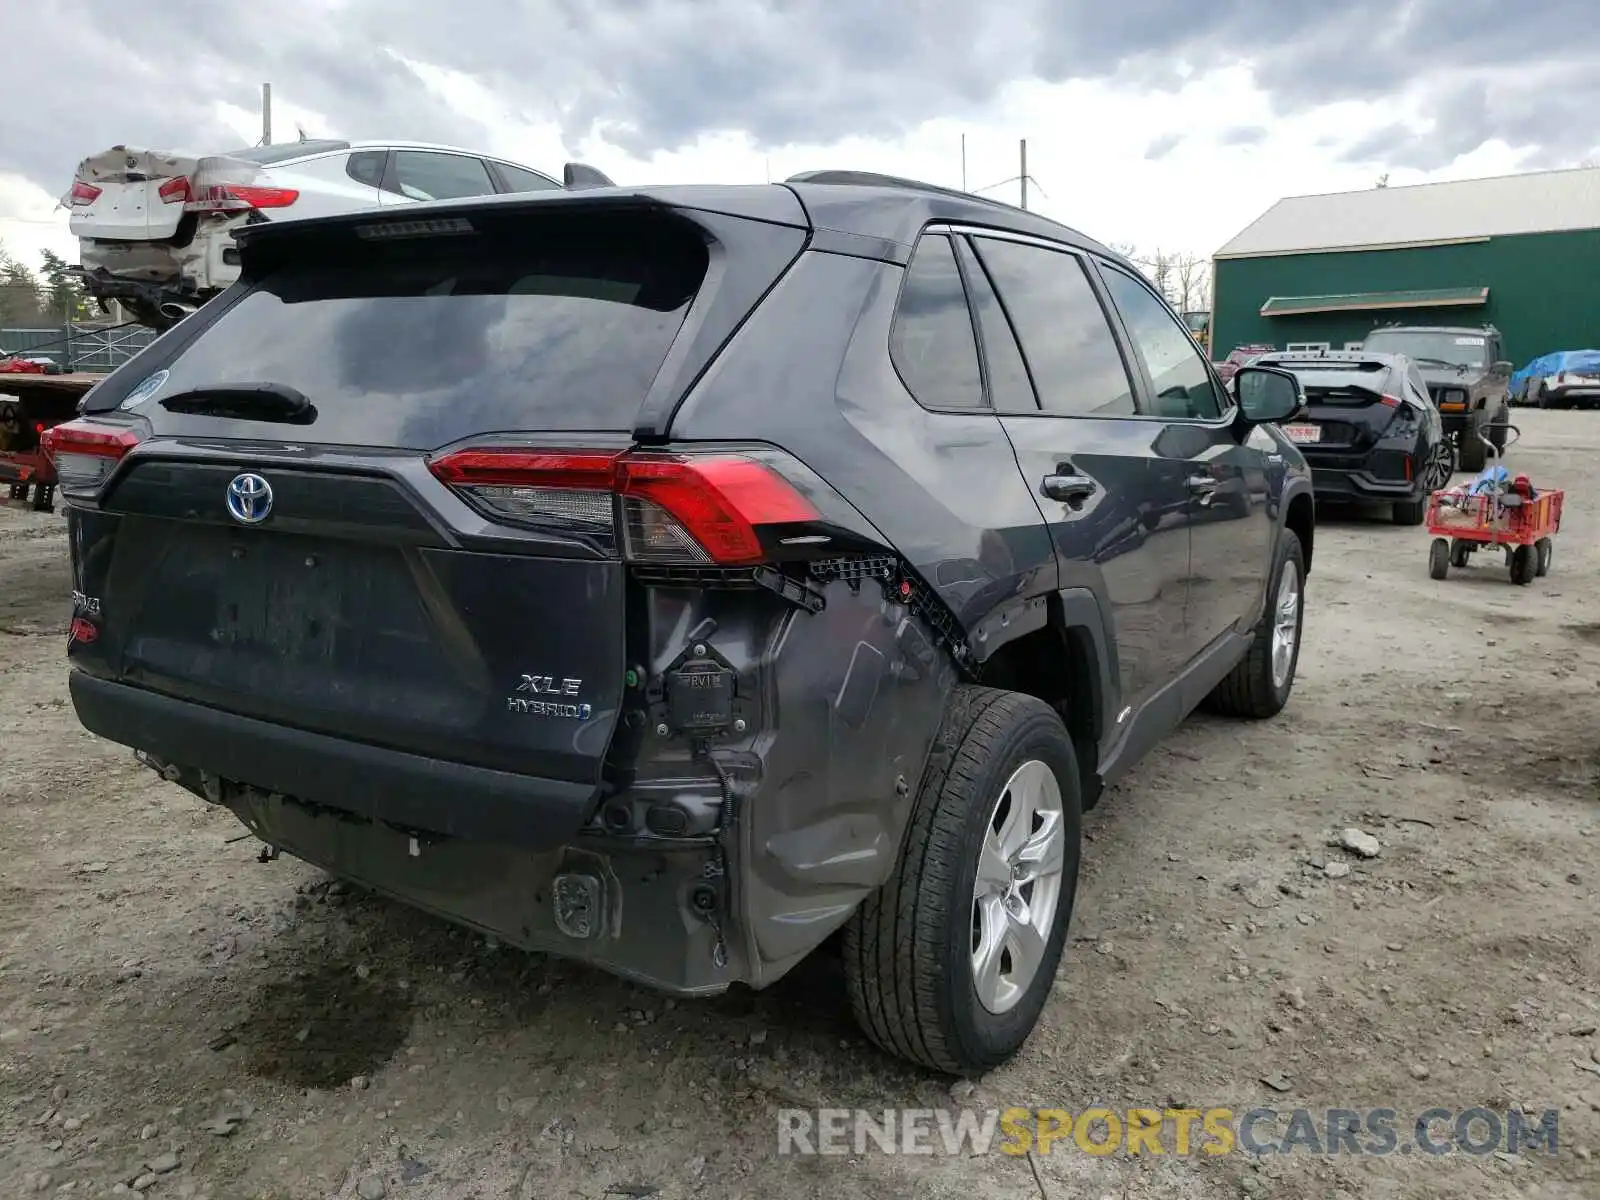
top-left (1425, 474), bottom-right (1563, 585)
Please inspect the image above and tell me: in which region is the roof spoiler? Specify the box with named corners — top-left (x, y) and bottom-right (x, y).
top-left (563, 162), bottom-right (615, 190)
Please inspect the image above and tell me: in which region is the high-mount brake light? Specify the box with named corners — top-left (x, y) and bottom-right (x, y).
top-left (426, 447), bottom-right (820, 566)
top-left (40, 419), bottom-right (141, 499)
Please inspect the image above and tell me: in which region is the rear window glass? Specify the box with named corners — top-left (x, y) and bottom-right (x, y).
top-left (99, 212), bottom-right (708, 448)
top-left (1288, 367), bottom-right (1394, 403)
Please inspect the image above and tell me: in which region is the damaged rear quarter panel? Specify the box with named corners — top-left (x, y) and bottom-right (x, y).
top-left (665, 250), bottom-right (1053, 984)
top-left (737, 574), bottom-right (955, 976)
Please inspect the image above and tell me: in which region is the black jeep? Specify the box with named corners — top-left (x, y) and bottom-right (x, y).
top-left (46, 172), bottom-right (1314, 1074)
top-left (1360, 324), bottom-right (1512, 471)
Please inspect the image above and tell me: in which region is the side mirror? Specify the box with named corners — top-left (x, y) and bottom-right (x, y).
top-left (1234, 366), bottom-right (1303, 424)
top-left (562, 162), bottom-right (615, 190)
top-left (1491, 360), bottom-right (1513, 376)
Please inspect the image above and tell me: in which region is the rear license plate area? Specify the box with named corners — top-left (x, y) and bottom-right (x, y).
top-left (1283, 423), bottom-right (1321, 444)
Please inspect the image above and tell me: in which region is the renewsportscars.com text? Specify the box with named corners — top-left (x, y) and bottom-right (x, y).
top-left (776, 1106), bottom-right (1561, 1158)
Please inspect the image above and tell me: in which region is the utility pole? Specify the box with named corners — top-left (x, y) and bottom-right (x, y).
top-left (961, 133), bottom-right (967, 191)
top-left (1019, 139), bottom-right (1028, 210)
top-left (261, 83), bottom-right (272, 146)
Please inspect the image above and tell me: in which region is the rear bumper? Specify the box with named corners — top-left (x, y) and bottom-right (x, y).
top-left (69, 670), bottom-right (740, 994)
top-left (1549, 385), bottom-right (1600, 404)
top-left (68, 671), bottom-right (599, 849)
top-left (1309, 466), bottom-right (1421, 503)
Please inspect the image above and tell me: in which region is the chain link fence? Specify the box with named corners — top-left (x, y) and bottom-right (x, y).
top-left (2, 324), bottom-right (157, 373)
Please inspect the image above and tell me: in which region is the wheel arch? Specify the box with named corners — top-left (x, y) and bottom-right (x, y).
top-left (1283, 485), bottom-right (1314, 576)
top-left (970, 588), bottom-right (1114, 809)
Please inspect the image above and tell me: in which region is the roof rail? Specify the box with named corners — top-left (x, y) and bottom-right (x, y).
top-left (784, 169), bottom-right (1019, 212)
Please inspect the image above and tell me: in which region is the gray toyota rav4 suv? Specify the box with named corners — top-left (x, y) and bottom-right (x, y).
top-left (48, 172), bottom-right (1314, 1074)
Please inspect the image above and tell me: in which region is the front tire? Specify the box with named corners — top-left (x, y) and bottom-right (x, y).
top-left (1510, 543), bottom-right (1537, 586)
top-left (1204, 529), bottom-right (1305, 719)
top-left (1429, 538), bottom-right (1450, 579)
top-left (844, 686), bottom-right (1081, 1075)
top-left (1489, 405), bottom-right (1510, 454)
top-left (1458, 422), bottom-right (1488, 472)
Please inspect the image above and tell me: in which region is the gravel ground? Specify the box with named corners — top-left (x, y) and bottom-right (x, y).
top-left (2, 410), bottom-right (1598, 1200)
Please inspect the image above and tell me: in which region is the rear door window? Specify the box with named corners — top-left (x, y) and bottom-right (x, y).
top-left (954, 237), bottom-right (1037, 413)
top-left (94, 211), bottom-right (708, 448)
top-left (971, 237), bottom-right (1136, 417)
top-left (387, 151), bottom-right (497, 201)
top-left (889, 234), bottom-right (984, 410)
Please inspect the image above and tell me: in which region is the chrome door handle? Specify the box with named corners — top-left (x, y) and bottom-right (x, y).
top-left (1041, 473), bottom-right (1098, 505)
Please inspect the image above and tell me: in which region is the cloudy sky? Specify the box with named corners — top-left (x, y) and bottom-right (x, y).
top-left (2, 0), bottom-right (1596, 277)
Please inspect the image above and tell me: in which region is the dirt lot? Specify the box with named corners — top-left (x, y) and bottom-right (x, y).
top-left (2, 410), bottom-right (1598, 1200)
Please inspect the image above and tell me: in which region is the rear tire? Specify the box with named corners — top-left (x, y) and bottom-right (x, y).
top-left (1510, 544), bottom-right (1537, 586)
top-left (1536, 538), bottom-right (1552, 577)
top-left (1449, 539), bottom-right (1471, 569)
top-left (843, 686), bottom-right (1081, 1075)
top-left (1204, 530), bottom-right (1305, 719)
top-left (1458, 423), bottom-right (1487, 472)
top-left (1392, 495), bottom-right (1426, 526)
top-left (1429, 538), bottom-right (1450, 580)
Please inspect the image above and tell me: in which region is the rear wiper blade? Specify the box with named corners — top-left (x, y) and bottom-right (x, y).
top-left (160, 382), bottom-right (315, 424)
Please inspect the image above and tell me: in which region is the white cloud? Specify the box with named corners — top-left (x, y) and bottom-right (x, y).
top-left (0, 62), bottom-right (1568, 287)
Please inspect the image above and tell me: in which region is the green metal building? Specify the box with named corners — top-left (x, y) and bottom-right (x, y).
top-left (1211, 166), bottom-right (1600, 367)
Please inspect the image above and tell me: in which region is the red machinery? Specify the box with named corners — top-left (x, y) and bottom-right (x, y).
top-left (0, 369), bottom-right (106, 513)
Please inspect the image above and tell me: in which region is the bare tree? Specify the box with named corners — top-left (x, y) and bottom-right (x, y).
top-left (1170, 252), bottom-right (1211, 314)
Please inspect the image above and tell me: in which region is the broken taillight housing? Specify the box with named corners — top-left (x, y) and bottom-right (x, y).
top-left (39, 418), bottom-right (142, 500)
top-left (69, 180), bottom-right (102, 206)
top-left (426, 447), bottom-right (821, 566)
top-left (157, 176), bottom-right (191, 205)
top-left (186, 183), bottom-right (299, 214)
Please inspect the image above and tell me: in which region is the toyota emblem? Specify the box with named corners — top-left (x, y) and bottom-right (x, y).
top-left (225, 473), bottom-right (274, 525)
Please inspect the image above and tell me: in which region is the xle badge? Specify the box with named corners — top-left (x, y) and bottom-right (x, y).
top-left (507, 673), bottom-right (591, 721)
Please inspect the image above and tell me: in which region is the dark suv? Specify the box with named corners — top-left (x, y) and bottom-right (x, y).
top-left (1251, 350), bottom-right (1451, 525)
top-left (1359, 324), bottom-right (1513, 471)
top-left (46, 172), bottom-right (1314, 1074)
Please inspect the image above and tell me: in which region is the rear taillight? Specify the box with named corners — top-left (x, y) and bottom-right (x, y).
top-left (69, 180), bottom-right (102, 206)
top-left (427, 447), bottom-right (820, 566)
top-left (157, 176), bottom-right (191, 204)
top-left (39, 419), bottom-right (141, 500)
top-left (1379, 394), bottom-right (1401, 408)
top-left (186, 184), bottom-right (299, 213)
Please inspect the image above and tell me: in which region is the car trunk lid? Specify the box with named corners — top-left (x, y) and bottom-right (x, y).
top-left (67, 146), bottom-right (290, 241)
top-left (1285, 385), bottom-right (1404, 451)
